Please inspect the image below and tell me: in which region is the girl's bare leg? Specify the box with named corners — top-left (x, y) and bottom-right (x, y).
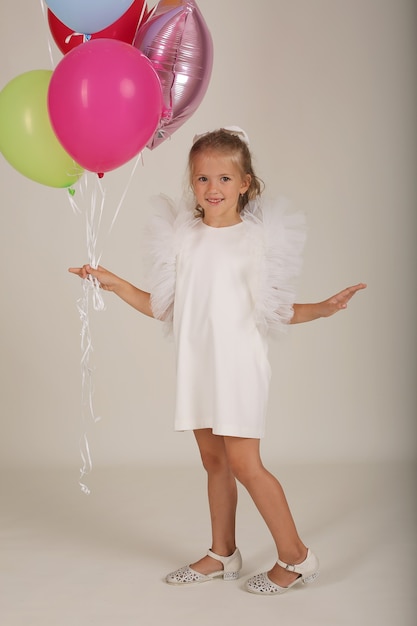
top-left (223, 436), bottom-right (307, 587)
top-left (190, 429), bottom-right (238, 575)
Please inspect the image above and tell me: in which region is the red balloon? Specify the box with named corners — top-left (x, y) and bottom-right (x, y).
top-left (48, 0), bottom-right (149, 54)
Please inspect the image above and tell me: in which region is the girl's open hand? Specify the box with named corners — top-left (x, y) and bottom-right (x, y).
top-left (319, 282), bottom-right (367, 317)
top-left (69, 265), bottom-right (152, 316)
top-left (68, 264), bottom-right (120, 292)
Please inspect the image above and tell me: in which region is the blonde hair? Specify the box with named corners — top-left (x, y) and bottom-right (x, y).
top-left (188, 128), bottom-right (264, 216)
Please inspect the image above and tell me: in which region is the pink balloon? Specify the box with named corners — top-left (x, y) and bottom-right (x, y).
top-left (134, 0), bottom-right (213, 149)
top-left (48, 39), bottom-right (163, 173)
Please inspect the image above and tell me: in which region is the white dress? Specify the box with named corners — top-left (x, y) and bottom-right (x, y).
top-left (145, 195), bottom-right (306, 438)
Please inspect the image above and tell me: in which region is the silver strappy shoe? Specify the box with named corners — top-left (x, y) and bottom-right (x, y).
top-left (246, 548), bottom-right (319, 595)
top-left (166, 548), bottom-right (242, 585)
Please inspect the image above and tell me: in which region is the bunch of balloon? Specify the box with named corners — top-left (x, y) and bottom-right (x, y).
top-left (134, 0), bottom-right (214, 149)
top-left (0, 0), bottom-right (213, 186)
top-left (0, 0), bottom-right (155, 186)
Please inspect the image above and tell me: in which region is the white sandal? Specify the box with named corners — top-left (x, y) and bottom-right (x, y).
top-left (246, 548), bottom-right (319, 595)
top-left (165, 548), bottom-right (242, 585)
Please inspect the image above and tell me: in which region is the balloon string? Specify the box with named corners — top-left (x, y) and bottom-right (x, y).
top-left (133, 1), bottom-right (149, 41)
top-left (69, 158), bottom-right (144, 493)
top-left (77, 276), bottom-right (101, 496)
top-left (108, 152), bottom-right (143, 237)
top-left (139, 1), bottom-right (148, 26)
top-left (147, 3), bottom-right (158, 21)
top-left (73, 175), bottom-right (105, 494)
top-left (39, 0), bottom-right (56, 69)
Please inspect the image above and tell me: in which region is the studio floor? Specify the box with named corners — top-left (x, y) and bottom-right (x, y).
top-left (1, 461), bottom-right (415, 626)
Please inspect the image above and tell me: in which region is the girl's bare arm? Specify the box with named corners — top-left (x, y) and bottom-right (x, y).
top-left (290, 283), bottom-right (367, 324)
top-left (68, 264), bottom-right (154, 318)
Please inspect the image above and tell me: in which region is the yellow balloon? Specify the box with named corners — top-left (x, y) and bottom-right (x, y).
top-left (0, 70), bottom-right (83, 188)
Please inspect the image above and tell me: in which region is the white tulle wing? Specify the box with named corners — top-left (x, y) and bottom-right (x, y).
top-left (143, 194), bottom-right (196, 333)
top-left (242, 197), bottom-right (307, 335)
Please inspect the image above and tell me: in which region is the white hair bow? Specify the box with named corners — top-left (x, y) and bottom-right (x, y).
top-left (192, 125), bottom-right (250, 146)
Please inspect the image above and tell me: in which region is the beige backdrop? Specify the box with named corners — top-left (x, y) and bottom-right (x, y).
top-left (0, 0), bottom-right (415, 469)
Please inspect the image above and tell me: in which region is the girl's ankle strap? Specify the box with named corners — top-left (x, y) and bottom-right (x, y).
top-left (207, 548), bottom-right (238, 564)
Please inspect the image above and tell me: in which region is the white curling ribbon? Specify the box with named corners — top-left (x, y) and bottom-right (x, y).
top-left (69, 157), bottom-right (144, 493)
top-left (67, 191), bottom-right (82, 215)
top-left (69, 174), bottom-right (106, 493)
top-left (79, 433), bottom-right (92, 495)
top-left (77, 273), bottom-right (103, 494)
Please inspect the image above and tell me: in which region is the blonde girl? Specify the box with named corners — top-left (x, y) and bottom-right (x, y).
top-left (70, 127), bottom-right (365, 594)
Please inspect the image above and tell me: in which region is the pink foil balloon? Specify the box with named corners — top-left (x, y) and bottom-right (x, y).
top-left (134, 0), bottom-right (213, 149)
top-left (48, 39), bottom-right (164, 173)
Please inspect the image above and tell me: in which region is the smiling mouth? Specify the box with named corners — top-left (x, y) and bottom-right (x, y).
top-left (206, 198), bottom-right (223, 204)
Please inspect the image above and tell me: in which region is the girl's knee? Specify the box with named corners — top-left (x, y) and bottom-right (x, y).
top-left (199, 449), bottom-right (229, 474)
top-left (223, 438), bottom-right (264, 485)
top-left (227, 457), bottom-right (263, 486)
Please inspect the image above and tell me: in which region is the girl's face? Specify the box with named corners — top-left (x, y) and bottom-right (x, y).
top-left (191, 150), bottom-right (251, 227)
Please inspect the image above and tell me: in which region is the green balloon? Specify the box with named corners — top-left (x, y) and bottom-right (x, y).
top-left (0, 69), bottom-right (83, 188)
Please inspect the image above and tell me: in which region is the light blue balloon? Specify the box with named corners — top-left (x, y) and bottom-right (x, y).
top-left (46, 0), bottom-right (135, 35)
